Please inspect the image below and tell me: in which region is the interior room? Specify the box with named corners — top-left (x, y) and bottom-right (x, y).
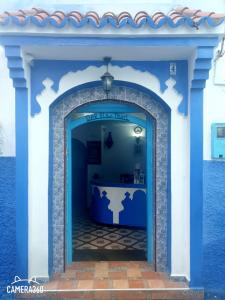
top-left (71, 117), bottom-right (147, 261)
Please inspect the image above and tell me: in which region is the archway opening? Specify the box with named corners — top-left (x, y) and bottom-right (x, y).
top-left (70, 117), bottom-right (149, 262)
top-left (49, 82), bottom-right (170, 274)
top-left (66, 102), bottom-right (154, 264)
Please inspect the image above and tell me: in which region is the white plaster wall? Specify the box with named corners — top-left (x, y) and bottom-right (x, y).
top-left (29, 64), bottom-right (190, 279)
top-left (204, 44), bottom-right (225, 161)
top-left (0, 46), bottom-right (15, 156)
top-left (163, 78), bottom-right (190, 280)
top-left (28, 80), bottom-right (55, 278)
top-left (23, 54), bottom-right (50, 278)
top-left (1, 0), bottom-right (225, 14)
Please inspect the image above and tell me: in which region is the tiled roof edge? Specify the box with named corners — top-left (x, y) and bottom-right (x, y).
top-left (0, 7), bottom-right (224, 29)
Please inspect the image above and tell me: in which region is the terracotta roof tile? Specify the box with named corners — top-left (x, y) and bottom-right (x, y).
top-left (0, 6), bottom-right (224, 29)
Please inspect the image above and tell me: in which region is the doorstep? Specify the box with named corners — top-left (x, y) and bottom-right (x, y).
top-left (17, 261), bottom-right (204, 300)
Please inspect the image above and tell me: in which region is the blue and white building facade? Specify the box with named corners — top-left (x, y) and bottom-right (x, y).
top-left (0, 0), bottom-right (225, 296)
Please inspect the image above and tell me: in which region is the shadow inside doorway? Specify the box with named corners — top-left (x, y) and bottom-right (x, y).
top-left (73, 250), bottom-right (146, 261)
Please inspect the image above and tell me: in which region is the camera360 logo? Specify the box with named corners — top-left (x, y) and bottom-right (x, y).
top-left (7, 276), bottom-right (44, 294)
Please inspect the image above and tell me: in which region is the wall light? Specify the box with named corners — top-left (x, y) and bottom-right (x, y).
top-left (133, 126), bottom-right (143, 155)
top-left (133, 126), bottom-right (143, 137)
top-left (101, 57), bottom-right (114, 98)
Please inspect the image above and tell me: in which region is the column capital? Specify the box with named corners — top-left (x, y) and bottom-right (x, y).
top-left (191, 45), bottom-right (216, 90)
top-left (5, 45), bottom-right (27, 89)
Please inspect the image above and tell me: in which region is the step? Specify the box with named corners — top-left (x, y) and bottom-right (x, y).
top-left (17, 287), bottom-right (204, 300)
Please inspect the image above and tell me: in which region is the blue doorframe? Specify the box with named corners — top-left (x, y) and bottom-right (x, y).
top-left (66, 103), bottom-right (154, 264)
top-left (146, 116), bottom-right (154, 263)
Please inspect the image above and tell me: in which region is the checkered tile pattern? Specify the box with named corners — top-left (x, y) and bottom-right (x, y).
top-left (73, 217), bottom-right (147, 251)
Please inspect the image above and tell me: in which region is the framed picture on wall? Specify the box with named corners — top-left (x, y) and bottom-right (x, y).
top-left (87, 141), bottom-right (101, 164)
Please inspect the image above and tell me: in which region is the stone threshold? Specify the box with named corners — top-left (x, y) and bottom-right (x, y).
top-left (17, 287), bottom-right (204, 300)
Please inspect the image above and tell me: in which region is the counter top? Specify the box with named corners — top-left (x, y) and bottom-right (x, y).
top-left (91, 180), bottom-right (146, 189)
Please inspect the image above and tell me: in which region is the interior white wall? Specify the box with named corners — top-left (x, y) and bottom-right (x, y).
top-left (101, 123), bottom-right (146, 181)
top-left (204, 44), bottom-right (225, 161)
top-left (73, 120), bottom-right (146, 180)
top-left (0, 46), bottom-right (15, 157)
top-left (28, 64), bottom-right (190, 279)
top-left (73, 121), bottom-right (146, 206)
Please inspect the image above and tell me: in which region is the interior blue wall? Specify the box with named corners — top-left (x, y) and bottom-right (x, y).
top-left (0, 157), bottom-right (16, 298)
top-left (203, 160), bottom-right (225, 295)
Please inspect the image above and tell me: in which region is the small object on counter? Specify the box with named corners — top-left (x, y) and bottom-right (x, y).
top-left (139, 171), bottom-right (145, 184)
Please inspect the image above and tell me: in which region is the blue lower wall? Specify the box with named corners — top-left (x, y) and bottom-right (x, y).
top-left (0, 157), bottom-right (16, 298)
top-left (203, 160), bottom-right (225, 294)
top-left (0, 157), bottom-right (225, 295)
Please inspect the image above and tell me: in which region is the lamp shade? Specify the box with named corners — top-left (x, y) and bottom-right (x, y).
top-left (101, 71), bottom-right (114, 93)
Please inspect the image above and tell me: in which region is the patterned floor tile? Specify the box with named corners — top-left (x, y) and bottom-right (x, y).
top-left (90, 229), bottom-right (109, 237)
top-left (90, 238), bottom-right (111, 247)
top-left (78, 234), bottom-right (97, 243)
top-left (73, 216), bottom-right (147, 251)
top-left (132, 241), bottom-right (147, 250)
top-left (103, 233), bottom-right (122, 241)
top-left (72, 240), bottom-right (84, 248)
top-left (117, 237), bottom-right (138, 246)
top-left (114, 228), bottom-right (133, 236)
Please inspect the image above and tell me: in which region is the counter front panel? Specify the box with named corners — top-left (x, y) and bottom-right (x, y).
top-left (90, 182), bottom-right (146, 228)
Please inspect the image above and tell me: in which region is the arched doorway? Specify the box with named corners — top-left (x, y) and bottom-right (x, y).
top-left (49, 81), bottom-right (170, 274)
top-left (66, 102), bottom-right (154, 264)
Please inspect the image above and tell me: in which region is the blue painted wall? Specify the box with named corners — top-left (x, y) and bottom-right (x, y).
top-left (203, 160), bottom-right (225, 295)
top-left (0, 157), bottom-right (16, 298)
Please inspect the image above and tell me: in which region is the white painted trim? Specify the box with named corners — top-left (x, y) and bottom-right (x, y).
top-left (204, 47), bottom-right (225, 160)
top-left (0, 46), bottom-right (15, 157)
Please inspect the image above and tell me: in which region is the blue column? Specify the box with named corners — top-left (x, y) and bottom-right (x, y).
top-left (190, 87), bottom-right (203, 287)
top-left (15, 87), bottom-right (28, 278)
top-left (189, 44), bottom-right (218, 287)
top-left (5, 46), bottom-right (28, 278)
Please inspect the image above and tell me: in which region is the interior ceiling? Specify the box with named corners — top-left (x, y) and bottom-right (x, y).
top-left (71, 120), bottom-right (140, 138)
top-left (24, 45), bottom-right (194, 61)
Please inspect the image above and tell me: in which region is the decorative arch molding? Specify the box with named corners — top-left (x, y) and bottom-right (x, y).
top-left (32, 60), bottom-right (187, 116)
top-left (49, 82), bottom-right (171, 274)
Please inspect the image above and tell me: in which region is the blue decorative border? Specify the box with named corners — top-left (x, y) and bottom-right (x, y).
top-left (4, 45), bottom-right (28, 278)
top-left (0, 36), bottom-right (219, 47)
top-left (31, 59), bottom-right (188, 116)
top-left (0, 15), bottom-right (224, 29)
